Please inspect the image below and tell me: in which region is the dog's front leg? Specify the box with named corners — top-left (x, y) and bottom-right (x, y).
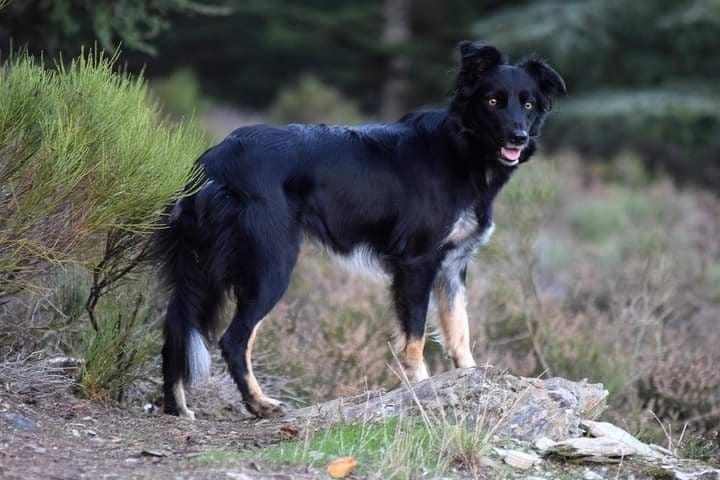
top-left (434, 269), bottom-right (476, 369)
top-left (391, 261), bottom-right (438, 383)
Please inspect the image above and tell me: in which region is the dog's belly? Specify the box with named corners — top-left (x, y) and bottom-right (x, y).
top-left (308, 209), bottom-right (496, 283)
top-left (326, 244), bottom-right (390, 282)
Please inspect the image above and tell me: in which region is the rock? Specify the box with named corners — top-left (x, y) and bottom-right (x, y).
top-left (45, 356), bottom-right (85, 375)
top-left (1, 412), bottom-right (36, 432)
top-left (246, 366), bottom-right (609, 444)
top-left (581, 420), bottom-right (664, 458)
top-left (494, 448), bottom-right (541, 469)
top-left (540, 437), bottom-right (637, 459)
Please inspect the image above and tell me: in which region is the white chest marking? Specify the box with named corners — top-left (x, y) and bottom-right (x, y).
top-left (445, 209), bottom-right (495, 246)
top-left (478, 221), bottom-right (496, 246)
top-left (446, 209), bottom-right (479, 244)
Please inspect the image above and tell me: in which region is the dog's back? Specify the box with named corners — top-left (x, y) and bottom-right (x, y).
top-left (154, 41), bottom-right (566, 419)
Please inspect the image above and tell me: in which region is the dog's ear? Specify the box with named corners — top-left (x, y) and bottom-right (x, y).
top-left (519, 56), bottom-right (567, 99)
top-left (458, 41), bottom-right (504, 73)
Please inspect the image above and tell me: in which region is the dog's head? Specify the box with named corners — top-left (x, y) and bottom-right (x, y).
top-left (450, 41), bottom-right (566, 167)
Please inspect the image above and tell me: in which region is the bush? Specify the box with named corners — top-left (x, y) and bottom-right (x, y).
top-left (151, 68), bottom-right (211, 119)
top-left (269, 75), bottom-right (365, 125)
top-left (76, 275), bottom-right (161, 401)
top-left (0, 50), bottom-right (209, 297)
top-left (543, 89), bottom-right (720, 188)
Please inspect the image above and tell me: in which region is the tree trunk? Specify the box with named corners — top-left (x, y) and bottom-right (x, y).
top-left (380, 0), bottom-right (412, 121)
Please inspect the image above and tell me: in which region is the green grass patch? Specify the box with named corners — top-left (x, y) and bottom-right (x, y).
top-left (222, 413), bottom-right (502, 479)
top-left (256, 418), bottom-right (436, 478)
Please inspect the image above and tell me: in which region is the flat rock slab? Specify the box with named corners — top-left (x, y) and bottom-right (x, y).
top-left (243, 366), bottom-right (608, 443)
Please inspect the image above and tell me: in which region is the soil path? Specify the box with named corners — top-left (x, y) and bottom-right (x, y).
top-left (0, 388), bottom-right (318, 480)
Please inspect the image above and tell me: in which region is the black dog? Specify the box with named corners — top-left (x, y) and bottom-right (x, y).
top-left (154, 41), bottom-right (566, 419)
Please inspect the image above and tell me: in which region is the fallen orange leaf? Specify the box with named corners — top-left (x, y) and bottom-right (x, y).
top-left (327, 456), bottom-right (358, 478)
top-left (279, 426), bottom-right (300, 439)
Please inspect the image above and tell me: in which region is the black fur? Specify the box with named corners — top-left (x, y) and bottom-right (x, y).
top-left (154, 41), bottom-right (566, 418)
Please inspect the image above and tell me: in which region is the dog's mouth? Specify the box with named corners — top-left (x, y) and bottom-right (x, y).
top-left (498, 147), bottom-right (523, 166)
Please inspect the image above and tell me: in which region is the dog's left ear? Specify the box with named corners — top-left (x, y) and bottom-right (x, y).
top-left (519, 57), bottom-right (567, 101)
top-left (459, 41), bottom-right (504, 73)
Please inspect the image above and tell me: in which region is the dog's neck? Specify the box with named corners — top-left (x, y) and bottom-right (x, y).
top-left (442, 115), bottom-right (517, 207)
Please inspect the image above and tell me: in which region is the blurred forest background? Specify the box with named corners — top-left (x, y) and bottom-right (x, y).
top-left (1, 0), bottom-right (719, 460)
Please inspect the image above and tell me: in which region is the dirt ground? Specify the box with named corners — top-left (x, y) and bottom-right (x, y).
top-left (0, 387), bottom-right (322, 480)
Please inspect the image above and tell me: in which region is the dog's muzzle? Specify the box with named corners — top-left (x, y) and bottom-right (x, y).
top-left (498, 146), bottom-right (523, 166)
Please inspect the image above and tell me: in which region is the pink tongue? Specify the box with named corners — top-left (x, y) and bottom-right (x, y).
top-left (501, 147), bottom-right (522, 161)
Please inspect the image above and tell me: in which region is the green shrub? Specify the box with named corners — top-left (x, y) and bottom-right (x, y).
top-left (151, 68), bottom-right (211, 119)
top-left (707, 262), bottom-right (720, 301)
top-left (0, 50), bottom-right (209, 297)
top-left (76, 275), bottom-right (161, 401)
top-left (269, 75), bottom-right (365, 125)
top-left (543, 90), bottom-right (720, 188)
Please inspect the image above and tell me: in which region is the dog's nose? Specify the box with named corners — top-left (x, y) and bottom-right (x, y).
top-left (508, 130), bottom-right (528, 146)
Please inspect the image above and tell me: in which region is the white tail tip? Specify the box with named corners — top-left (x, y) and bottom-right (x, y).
top-left (187, 329), bottom-right (211, 384)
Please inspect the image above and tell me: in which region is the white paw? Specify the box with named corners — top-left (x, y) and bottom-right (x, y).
top-left (178, 408), bottom-right (196, 420)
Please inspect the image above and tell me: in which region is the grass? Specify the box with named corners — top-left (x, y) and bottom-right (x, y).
top-left (40, 266), bottom-right (162, 401)
top-left (202, 415), bottom-right (502, 479)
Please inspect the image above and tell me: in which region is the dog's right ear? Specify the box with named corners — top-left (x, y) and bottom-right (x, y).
top-left (458, 41), bottom-right (504, 73)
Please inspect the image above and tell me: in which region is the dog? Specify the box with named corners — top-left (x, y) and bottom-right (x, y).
top-left (153, 41), bottom-right (566, 419)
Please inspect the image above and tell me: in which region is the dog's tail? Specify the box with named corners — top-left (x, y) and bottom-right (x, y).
top-left (151, 163), bottom-right (221, 388)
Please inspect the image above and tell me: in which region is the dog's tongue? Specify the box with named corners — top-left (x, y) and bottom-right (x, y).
top-left (501, 147), bottom-right (522, 161)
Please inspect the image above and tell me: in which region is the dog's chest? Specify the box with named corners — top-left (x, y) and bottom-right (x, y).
top-left (441, 208), bottom-right (495, 271)
top-left (444, 208), bottom-right (494, 246)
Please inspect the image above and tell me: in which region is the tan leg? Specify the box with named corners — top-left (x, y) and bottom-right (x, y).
top-left (243, 321), bottom-right (286, 417)
top-left (437, 287), bottom-right (476, 369)
top-left (402, 335), bottom-right (430, 383)
top-left (172, 382), bottom-right (196, 420)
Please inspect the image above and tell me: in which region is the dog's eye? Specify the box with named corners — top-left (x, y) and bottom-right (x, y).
top-left (524, 101), bottom-right (534, 110)
top-left (487, 98), bottom-right (498, 107)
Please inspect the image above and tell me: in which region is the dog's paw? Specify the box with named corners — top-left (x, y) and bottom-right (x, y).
top-left (246, 397), bottom-right (288, 418)
top-left (178, 408), bottom-right (196, 420)
top-left (164, 405), bottom-right (196, 420)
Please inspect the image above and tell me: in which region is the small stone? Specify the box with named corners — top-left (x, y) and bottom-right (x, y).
top-left (25, 444), bottom-right (47, 454)
top-left (534, 437), bottom-right (556, 451)
top-left (2, 413), bottom-right (36, 432)
top-left (583, 469), bottom-right (604, 479)
top-left (71, 429), bottom-right (80, 437)
top-left (494, 448), bottom-right (541, 469)
top-left (140, 449), bottom-right (168, 457)
top-left (85, 429), bottom-right (97, 436)
top-left (225, 474), bottom-right (252, 480)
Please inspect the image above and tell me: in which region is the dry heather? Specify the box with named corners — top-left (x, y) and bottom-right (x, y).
top-left (252, 154), bottom-right (720, 439)
top-left (1, 153), bottom-right (718, 447)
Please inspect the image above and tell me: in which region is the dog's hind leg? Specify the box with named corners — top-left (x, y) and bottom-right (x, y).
top-left (218, 204), bottom-right (301, 418)
top-left (162, 280), bottom-right (224, 420)
top-left (391, 261), bottom-right (439, 383)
